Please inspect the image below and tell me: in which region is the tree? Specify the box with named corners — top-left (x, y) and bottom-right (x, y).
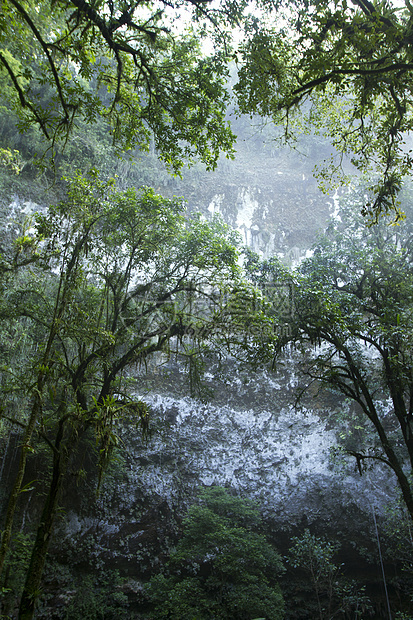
top-left (146, 486), bottom-right (285, 620)
top-left (287, 529), bottom-right (371, 619)
top-left (244, 189), bottom-right (413, 521)
top-left (0, 170), bottom-right (245, 619)
top-left (235, 0), bottom-right (413, 222)
top-left (0, 0), bottom-right (240, 169)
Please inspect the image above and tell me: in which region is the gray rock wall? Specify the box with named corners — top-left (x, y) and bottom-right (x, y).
top-left (59, 357), bottom-right (397, 568)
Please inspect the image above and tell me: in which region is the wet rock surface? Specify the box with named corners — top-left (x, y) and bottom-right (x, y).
top-left (54, 356), bottom-right (397, 573)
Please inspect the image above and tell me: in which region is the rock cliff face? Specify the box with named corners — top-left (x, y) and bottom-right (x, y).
top-left (62, 356), bottom-right (396, 547)
top-left (163, 142), bottom-right (334, 259)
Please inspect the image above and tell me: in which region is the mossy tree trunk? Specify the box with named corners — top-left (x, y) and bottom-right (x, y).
top-left (18, 417), bottom-right (75, 620)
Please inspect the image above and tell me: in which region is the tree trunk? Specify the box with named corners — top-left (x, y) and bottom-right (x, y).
top-left (18, 422), bottom-right (71, 620)
top-left (0, 282), bottom-right (68, 579)
top-left (0, 396), bottom-right (42, 579)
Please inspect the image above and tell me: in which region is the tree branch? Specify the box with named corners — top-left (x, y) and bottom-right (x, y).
top-left (288, 62), bottom-right (413, 107)
top-left (0, 51), bottom-right (50, 139)
top-left (8, 0), bottom-right (74, 127)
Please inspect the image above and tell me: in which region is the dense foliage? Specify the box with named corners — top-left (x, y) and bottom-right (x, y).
top-left (146, 486), bottom-right (285, 620)
top-left (2, 0), bottom-right (413, 219)
top-left (236, 0), bottom-right (413, 222)
top-left (0, 0), bottom-right (238, 169)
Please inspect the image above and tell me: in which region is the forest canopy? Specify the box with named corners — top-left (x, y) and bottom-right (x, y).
top-left (0, 0), bottom-right (239, 169)
top-left (236, 0), bottom-right (413, 222)
top-left (2, 0), bottom-right (413, 219)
